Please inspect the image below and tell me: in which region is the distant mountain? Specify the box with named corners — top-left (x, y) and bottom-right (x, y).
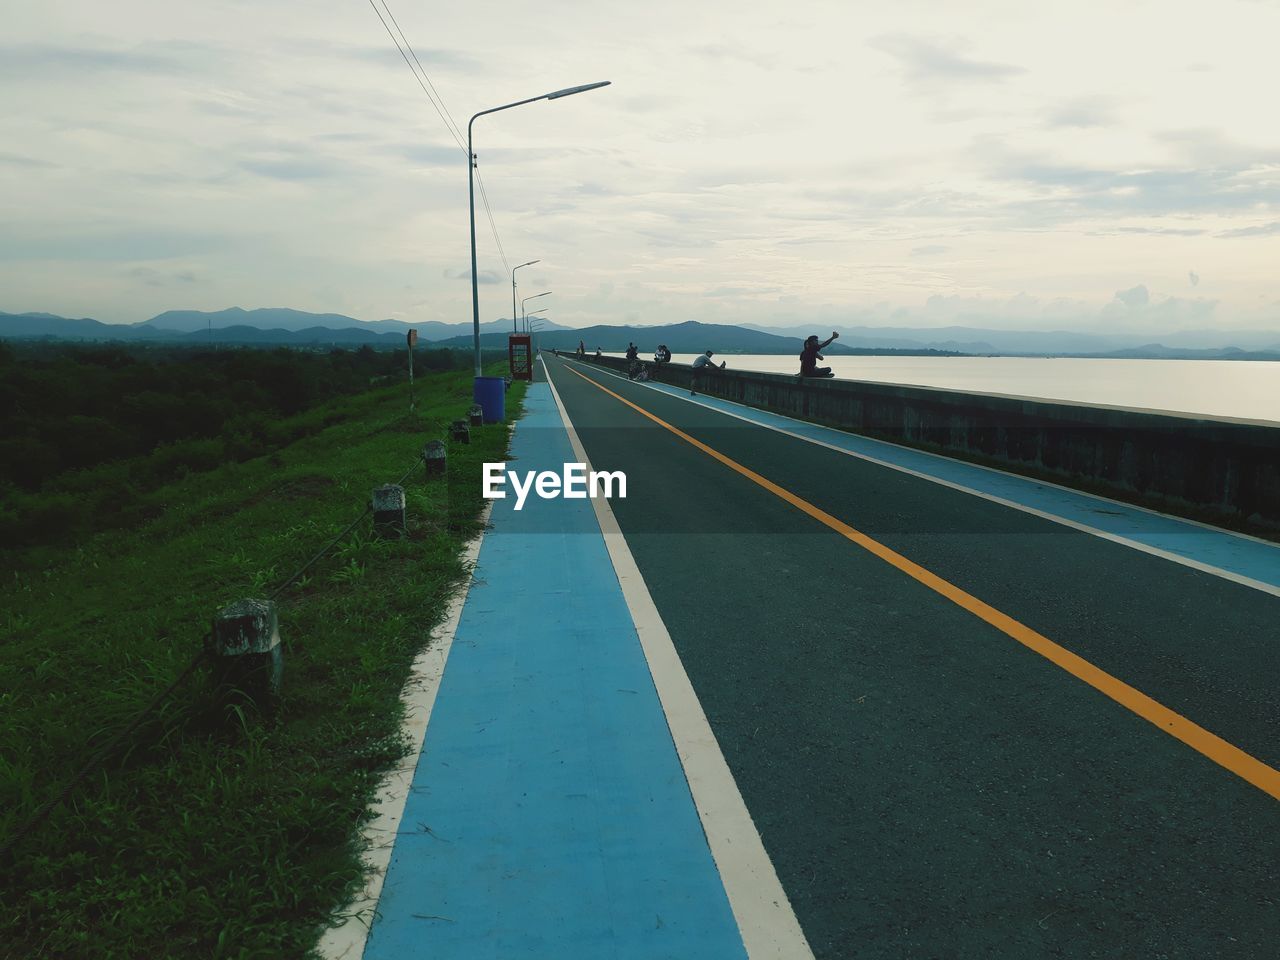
top-left (739, 323), bottom-right (995, 353)
top-left (434, 320), bottom-right (794, 354)
top-left (1069, 343), bottom-right (1280, 361)
top-left (0, 312), bottom-right (425, 347)
top-left (431, 320), bottom-right (962, 356)
top-left (143, 307), bottom-right (364, 333)
top-left (6, 309), bottom-right (1277, 359)
top-left (410, 318), bottom-right (571, 339)
top-left (0, 311), bottom-right (165, 340)
top-left (741, 322), bottom-right (1280, 355)
top-left (140, 307), bottom-right (569, 340)
top-left (1, 308), bottom-right (570, 343)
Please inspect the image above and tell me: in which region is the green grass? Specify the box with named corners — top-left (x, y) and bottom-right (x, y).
top-left (0, 368), bottom-right (528, 959)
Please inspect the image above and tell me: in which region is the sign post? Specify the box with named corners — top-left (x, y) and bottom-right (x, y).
top-left (407, 329), bottom-right (418, 412)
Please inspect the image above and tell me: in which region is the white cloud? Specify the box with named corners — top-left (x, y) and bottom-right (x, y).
top-left (445, 268), bottom-right (501, 284)
top-left (1217, 221), bottom-right (1280, 238)
top-left (869, 34), bottom-right (1026, 86)
top-left (1114, 284), bottom-right (1150, 307)
top-left (1044, 97), bottom-right (1116, 129)
top-left (2, 0), bottom-right (1279, 332)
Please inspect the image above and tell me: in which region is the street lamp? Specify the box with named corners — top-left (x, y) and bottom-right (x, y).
top-left (522, 291), bottom-right (551, 332)
top-left (529, 316), bottom-right (547, 354)
top-left (468, 81), bottom-right (611, 376)
top-left (511, 259), bottom-right (539, 335)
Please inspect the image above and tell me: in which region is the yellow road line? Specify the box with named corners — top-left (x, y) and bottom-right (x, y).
top-left (561, 360), bottom-right (1280, 803)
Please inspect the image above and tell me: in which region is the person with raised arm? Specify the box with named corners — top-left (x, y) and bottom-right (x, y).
top-left (799, 331), bottom-right (839, 378)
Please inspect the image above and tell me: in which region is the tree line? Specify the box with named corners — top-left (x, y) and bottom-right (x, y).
top-left (0, 341), bottom-right (464, 553)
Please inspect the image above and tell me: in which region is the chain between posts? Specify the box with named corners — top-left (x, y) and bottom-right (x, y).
top-left (2, 446), bottom-right (437, 861)
top-left (0, 646), bottom-right (210, 863)
top-left (266, 450), bottom-right (428, 601)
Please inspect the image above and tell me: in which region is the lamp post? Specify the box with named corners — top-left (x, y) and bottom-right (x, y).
top-left (511, 259), bottom-right (539, 335)
top-left (468, 81), bottom-right (611, 376)
top-left (529, 316), bottom-right (547, 355)
top-left (522, 291), bottom-right (551, 332)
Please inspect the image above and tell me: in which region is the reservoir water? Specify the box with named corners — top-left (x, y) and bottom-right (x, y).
top-left (609, 354), bottom-right (1280, 424)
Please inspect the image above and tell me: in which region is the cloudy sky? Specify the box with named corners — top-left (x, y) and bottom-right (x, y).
top-left (3, 0), bottom-right (1280, 332)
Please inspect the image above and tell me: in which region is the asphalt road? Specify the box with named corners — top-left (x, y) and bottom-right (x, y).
top-left (541, 354), bottom-right (1280, 960)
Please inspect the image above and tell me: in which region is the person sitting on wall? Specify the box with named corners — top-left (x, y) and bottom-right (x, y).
top-left (799, 332), bottom-right (839, 378)
top-left (690, 350), bottom-right (725, 396)
top-left (595, 346), bottom-right (603, 357)
top-left (654, 344), bottom-right (671, 364)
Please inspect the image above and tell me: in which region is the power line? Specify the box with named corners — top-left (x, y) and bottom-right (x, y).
top-left (378, 0), bottom-right (467, 150)
top-left (476, 170), bottom-right (510, 275)
top-left (365, 0), bottom-right (515, 285)
top-left (365, 0), bottom-right (466, 156)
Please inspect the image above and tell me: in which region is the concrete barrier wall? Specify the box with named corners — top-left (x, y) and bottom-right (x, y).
top-left (568, 352), bottom-right (1280, 530)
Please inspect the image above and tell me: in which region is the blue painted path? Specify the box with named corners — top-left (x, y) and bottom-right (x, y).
top-left (362, 382), bottom-right (747, 960)
top-left (612, 368), bottom-right (1279, 591)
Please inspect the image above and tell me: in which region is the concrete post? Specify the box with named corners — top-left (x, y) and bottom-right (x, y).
top-left (423, 439), bottom-right (447, 478)
top-left (372, 484), bottom-right (407, 538)
top-left (450, 419), bottom-right (471, 444)
top-left (211, 598), bottom-right (283, 706)
top-left (468, 404), bottom-right (484, 426)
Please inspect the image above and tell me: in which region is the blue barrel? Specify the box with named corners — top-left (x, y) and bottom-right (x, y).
top-left (473, 376), bottom-right (506, 423)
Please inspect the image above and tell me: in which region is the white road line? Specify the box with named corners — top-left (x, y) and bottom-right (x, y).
top-left (557, 356), bottom-right (1280, 598)
top-left (542, 355), bottom-right (816, 960)
top-left (314, 503), bottom-right (494, 960)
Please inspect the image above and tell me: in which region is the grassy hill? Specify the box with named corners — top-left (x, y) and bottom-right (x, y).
top-left (1, 366), bottom-right (525, 957)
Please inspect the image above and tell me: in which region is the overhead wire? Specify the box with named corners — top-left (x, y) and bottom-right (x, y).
top-left (476, 170), bottom-right (511, 275)
top-left (367, 0), bottom-right (516, 285)
top-left (365, 0), bottom-right (465, 156)
top-left (377, 0), bottom-right (467, 148)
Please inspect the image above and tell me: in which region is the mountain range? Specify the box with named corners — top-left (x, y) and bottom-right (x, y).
top-left (0, 307), bottom-right (568, 346)
top-left (3, 308), bottom-right (1278, 359)
top-left (740, 322), bottom-right (1280, 355)
top-left (427, 320), bottom-right (960, 357)
top-left (138, 307), bottom-right (571, 339)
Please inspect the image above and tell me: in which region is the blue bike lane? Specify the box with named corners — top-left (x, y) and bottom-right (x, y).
top-left (359, 382), bottom-right (749, 960)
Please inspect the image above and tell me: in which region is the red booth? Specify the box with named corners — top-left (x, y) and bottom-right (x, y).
top-left (508, 333), bottom-right (533, 381)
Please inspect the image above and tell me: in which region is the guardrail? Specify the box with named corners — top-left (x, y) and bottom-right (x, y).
top-left (576, 353), bottom-right (1280, 531)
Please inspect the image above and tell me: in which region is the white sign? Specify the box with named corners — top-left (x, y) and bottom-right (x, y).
top-left (483, 462), bottom-right (627, 511)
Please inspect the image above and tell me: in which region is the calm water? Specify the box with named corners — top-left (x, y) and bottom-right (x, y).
top-left (611, 354), bottom-right (1279, 424)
